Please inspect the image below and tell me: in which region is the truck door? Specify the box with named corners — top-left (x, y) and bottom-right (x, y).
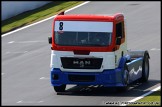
top-left (115, 21), bottom-right (127, 67)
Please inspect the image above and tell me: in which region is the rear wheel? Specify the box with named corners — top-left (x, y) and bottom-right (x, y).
top-left (54, 84), bottom-right (66, 92)
top-left (140, 54), bottom-right (149, 82)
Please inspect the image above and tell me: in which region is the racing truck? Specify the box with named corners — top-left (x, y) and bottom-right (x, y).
top-left (48, 11), bottom-right (150, 93)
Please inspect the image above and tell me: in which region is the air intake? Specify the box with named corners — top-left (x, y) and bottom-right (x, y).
top-left (73, 50), bottom-right (90, 55)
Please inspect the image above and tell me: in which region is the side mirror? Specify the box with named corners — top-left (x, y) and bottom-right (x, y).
top-left (48, 37), bottom-right (52, 44)
top-left (116, 37), bottom-right (121, 45)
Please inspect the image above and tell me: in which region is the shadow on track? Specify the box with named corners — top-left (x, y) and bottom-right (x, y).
top-left (56, 79), bottom-right (160, 97)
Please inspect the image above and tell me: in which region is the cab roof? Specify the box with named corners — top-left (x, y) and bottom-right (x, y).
top-left (54, 12), bottom-right (124, 22)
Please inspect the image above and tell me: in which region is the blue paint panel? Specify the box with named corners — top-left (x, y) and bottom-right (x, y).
top-left (50, 56), bottom-right (143, 87)
top-left (118, 57), bottom-right (127, 69)
top-left (127, 57), bottom-right (143, 83)
top-left (50, 68), bottom-right (125, 87)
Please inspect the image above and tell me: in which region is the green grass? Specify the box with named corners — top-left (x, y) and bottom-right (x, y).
top-left (1, 1), bottom-right (84, 34)
top-left (128, 90), bottom-right (161, 106)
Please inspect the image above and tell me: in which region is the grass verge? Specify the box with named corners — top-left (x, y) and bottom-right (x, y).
top-left (1, 1), bottom-right (84, 34)
top-left (128, 90), bottom-right (161, 106)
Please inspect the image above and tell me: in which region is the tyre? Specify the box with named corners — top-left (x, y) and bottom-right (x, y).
top-left (117, 64), bottom-right (129, 92)
top-left (54, 84), bottom-right (66, 92)
top-left (140, 54), bottom-right (149, 82)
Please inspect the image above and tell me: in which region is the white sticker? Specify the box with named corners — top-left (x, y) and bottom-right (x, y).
top-left (55, 21), bottom-right (113, 32)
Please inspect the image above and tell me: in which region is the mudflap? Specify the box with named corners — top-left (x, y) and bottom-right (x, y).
top-left (126, 57), bottom-right (143, 83)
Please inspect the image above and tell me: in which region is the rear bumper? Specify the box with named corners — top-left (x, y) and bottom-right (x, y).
top-left (50, 68), bottom-right (125, 87)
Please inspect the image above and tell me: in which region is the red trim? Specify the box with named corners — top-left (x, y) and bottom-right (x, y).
top-left (52, 45), bottom-right (113, 52)
top-left (55, 15), bottom-right (114, 22)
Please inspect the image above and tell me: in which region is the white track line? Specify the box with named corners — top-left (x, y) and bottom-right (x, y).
top-left (39, 77), bottom-right (50, 80)
top-left (5, 51), bottom-right (28, 54)
top-left (1, 1), bottom-right (90, 37)
top-left (150, 48), bottom-right (160, 51)
top-left (8, 41), bottom-right (15, 44)
top-left (121, 86), bottom-right (161, 106)
top-left (16, 100), bottom-right (44, 104)
top-left (8, 40), bottom-right (46, 44)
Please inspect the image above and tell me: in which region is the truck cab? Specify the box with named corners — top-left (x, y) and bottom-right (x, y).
top-left (48, 12), bottom-right (150, 93)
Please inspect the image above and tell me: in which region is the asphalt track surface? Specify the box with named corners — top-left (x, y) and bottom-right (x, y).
top-left (2, 1), bottom-right (161, 105)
